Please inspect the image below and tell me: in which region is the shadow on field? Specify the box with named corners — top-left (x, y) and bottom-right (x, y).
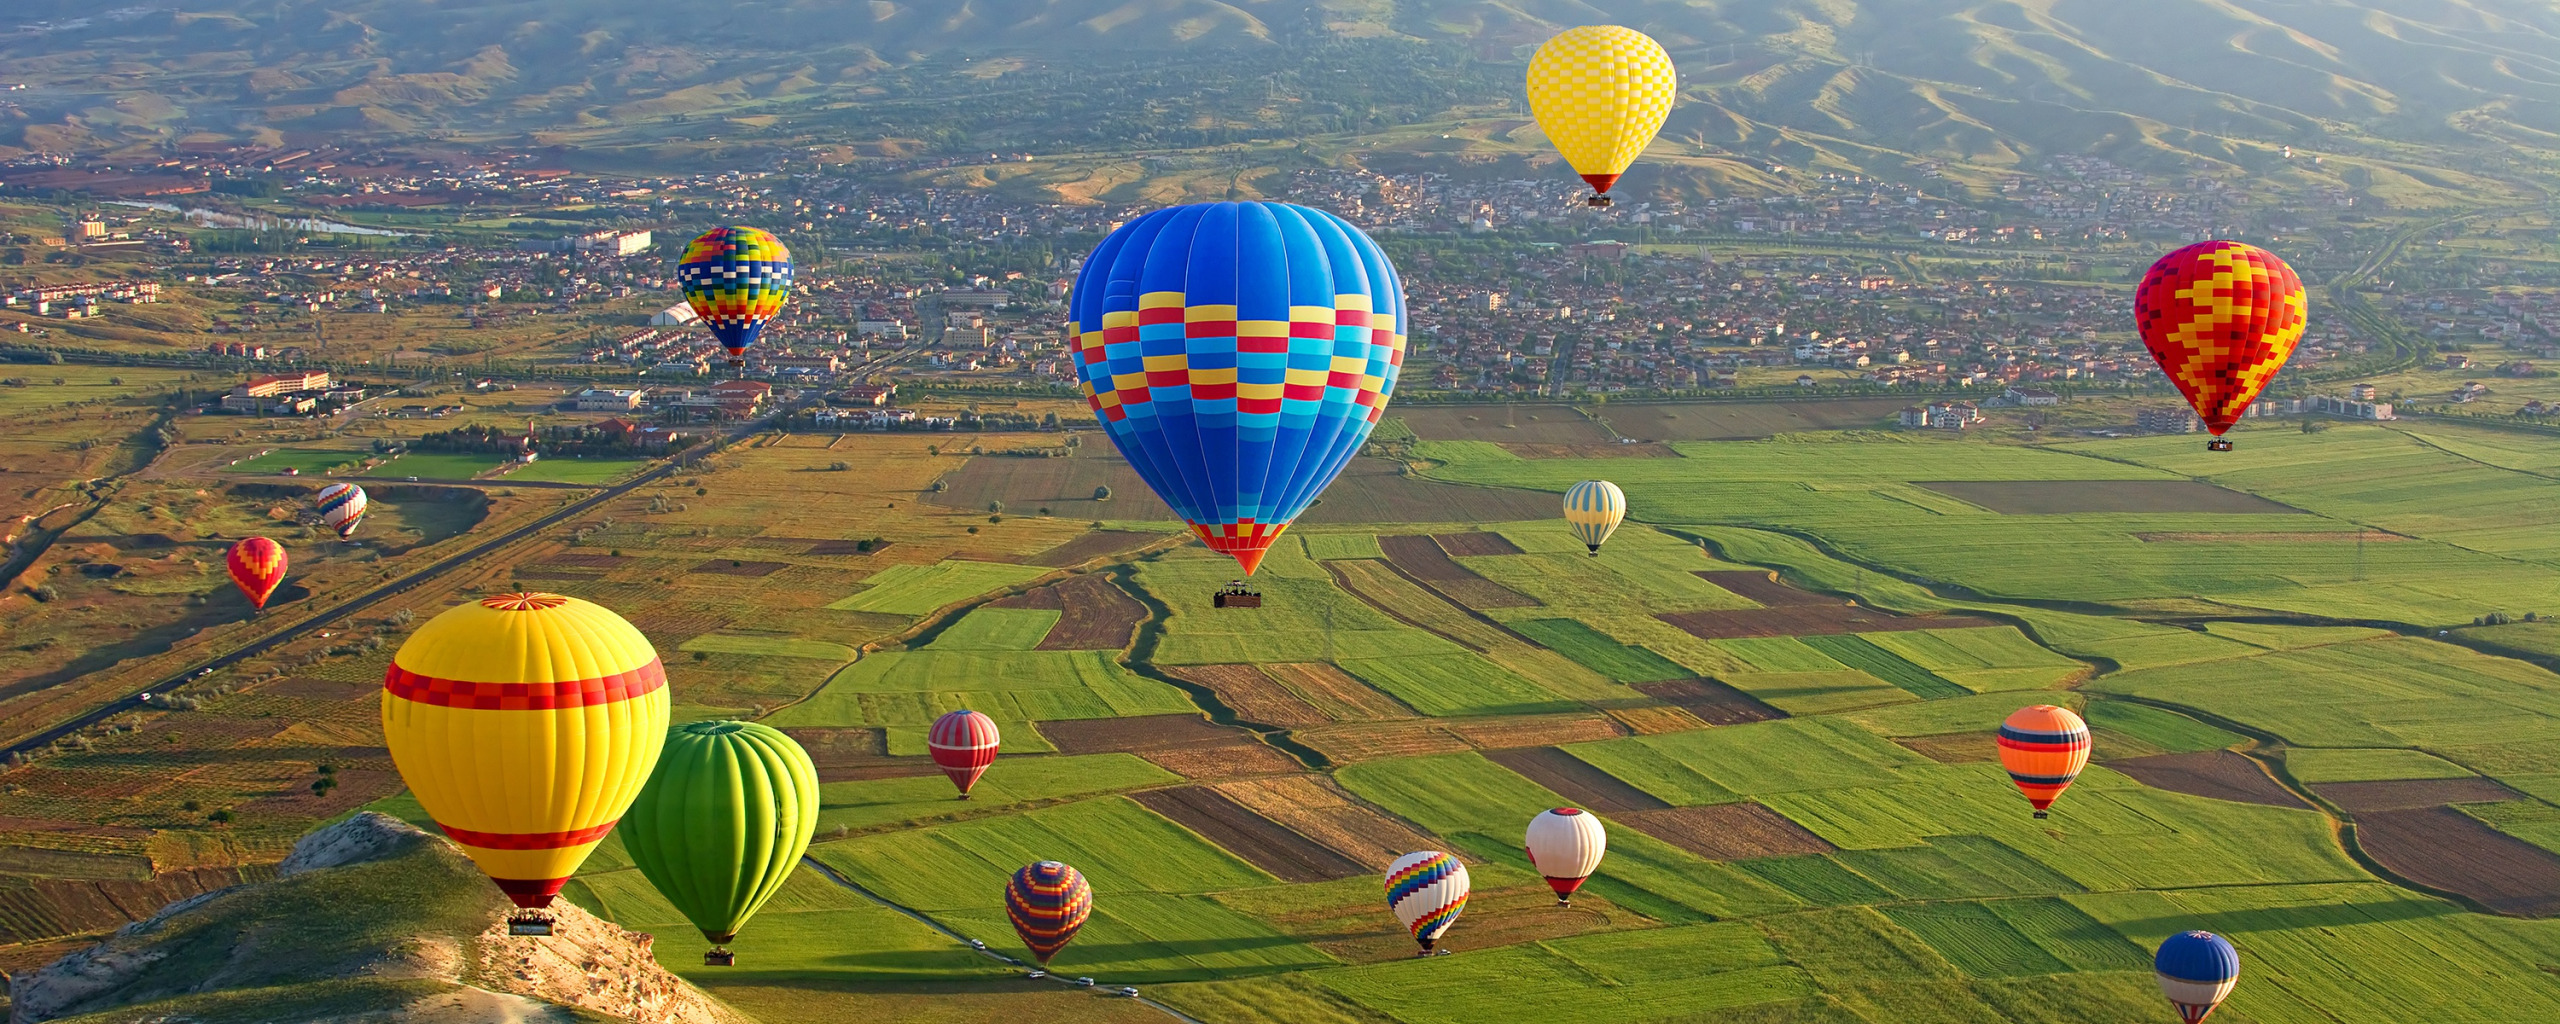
top-left (2109, 893), bottom-right (2460, 937)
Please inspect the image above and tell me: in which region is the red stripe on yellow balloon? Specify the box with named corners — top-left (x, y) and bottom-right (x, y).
top-left (380, 593), bottom-right (668, 909)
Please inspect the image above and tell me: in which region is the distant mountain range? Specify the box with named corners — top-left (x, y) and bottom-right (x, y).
top-left (5, 1), bottom-right (2554, 195)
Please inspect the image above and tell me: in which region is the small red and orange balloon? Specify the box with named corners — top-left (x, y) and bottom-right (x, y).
top-left (1997, 705), bottom-right (2091, 819)
top-left (225, 537), bottom-right (287, 609)
top-left (2135, 241), bottom-right (2307, 447)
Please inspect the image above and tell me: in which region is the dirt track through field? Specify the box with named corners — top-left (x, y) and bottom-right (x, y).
top-left (2317, 777), bottom-right (2522, 812)
top-left (2354, 806), bottom-right (2560, 916)
top-left (1131, 786), bottom-right (1367, 882)
top-left (2106, 750), bottom-right (2310, 809)
top-left (1484, 747), bottom-right (1670, 813)
top-left (1620, 803), bottom-right (1838, 860)
top-left (1630, 679), bottom-right (1787, 725)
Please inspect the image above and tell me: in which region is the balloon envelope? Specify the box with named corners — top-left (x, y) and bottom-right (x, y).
top-left (1526, 26), bottom-right (1677, 195)
top-left (622, 721), bottom-right (819, 946)
top-left (1005, 860), bottom-right (1093, 965)
top-left (380, 593), bottom-right (668, 909)
top-left (1563, 480), bottom-right (1625, 554)
top-left (315, 483), bottom-right (367, 539)
top-left (2135, 241), bottom-right (2306, 435)
top-left (1996, 705), bottom-right (2091, 815)
top-left (2155, 930), bottom-right (2239, 1023)
top-left (927, 709), bottom-right (1000, 797)
top-left (226, 536), bottom-right (286, 609)
top-left (1383, 851), bottom-right (1469, 951)
top-left (1524, 808), bottom-right (1607, 901)
top-left (1069, 201), bottom-right (1405, 575)
top-left (679, 226), bottom-right (794, 363)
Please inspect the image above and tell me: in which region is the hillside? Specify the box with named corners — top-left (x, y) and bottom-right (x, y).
top-left (3, 1), bottom-right (2552, 196)
top-left (4, 813), bottom-right (744, 1024)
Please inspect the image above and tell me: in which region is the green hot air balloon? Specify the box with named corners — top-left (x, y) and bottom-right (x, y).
top-left (622, 720), bottom-right (820, 965)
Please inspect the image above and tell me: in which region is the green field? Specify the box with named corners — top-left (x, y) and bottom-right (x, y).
top-left (225, 446), bottom-right (368, 474)
top-left (374, 451), bottom-right (508, 479)
top-left (504, 456), bottom-right (649, 484)
top-left (827, 561), bottom-right (1051, 615)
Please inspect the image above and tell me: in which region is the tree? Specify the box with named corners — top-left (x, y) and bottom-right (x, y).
top-left (1093, 485), bottom-right (1112, 501)
top-left (987, 500), bottom-right (1005, 514)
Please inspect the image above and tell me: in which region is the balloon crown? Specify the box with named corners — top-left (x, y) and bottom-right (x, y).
top-left (480, 593), bottom-right (569, 611)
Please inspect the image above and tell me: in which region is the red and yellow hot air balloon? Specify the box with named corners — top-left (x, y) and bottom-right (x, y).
top-left (381, 593), bottom-right (668, 926)
top-left (225, 537), bottom-right (286, 610)
top-left (1997, 705), bottom-right (2091, 819)
top-left (2134, 241), bottom-right (2307, 451)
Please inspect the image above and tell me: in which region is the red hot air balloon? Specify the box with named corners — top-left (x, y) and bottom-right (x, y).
top-left (1997, 705), bottom-right (2092, 819)
top-left (928, 709), bottom-right (1000, 799)
top-left (226, 537), bottom-right (287, 610)
top-left (2134, 241), bottom-right (2307, 451)
top-left (1005, 860), bottom-right (1093, 966)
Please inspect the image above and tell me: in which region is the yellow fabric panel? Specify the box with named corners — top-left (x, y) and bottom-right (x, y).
top-left (1139, 290), bottom-right (1186, 309)
top-left (1526, 25), bottom-right (1679, 179)
top-left (1186, 303), bottom-right (1239, 321)
top-left (389, 595), bottom-right (657, 685)
top-left (1238, 320), bottom-right (1290, 338)
top-left (380, 688), bottom-right (669, 836)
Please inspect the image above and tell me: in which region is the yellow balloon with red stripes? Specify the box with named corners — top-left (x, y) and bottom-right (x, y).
top-left (380, 593), bottom-right (669, 910)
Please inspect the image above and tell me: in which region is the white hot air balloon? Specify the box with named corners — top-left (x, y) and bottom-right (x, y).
top-left (1525, 807), bottom-right (1608, 906)
top-left (1382, 851), bottom-right (1470, 956)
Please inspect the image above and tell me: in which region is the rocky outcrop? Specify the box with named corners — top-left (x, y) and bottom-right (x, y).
top-left (8, 813), bottom-right (746, 1024)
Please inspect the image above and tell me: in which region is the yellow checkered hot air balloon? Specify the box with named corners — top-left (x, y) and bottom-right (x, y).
top-left (381, 593), bottom-right (668, 931)
top-left (1526, 26), bottom-right (1678, 207)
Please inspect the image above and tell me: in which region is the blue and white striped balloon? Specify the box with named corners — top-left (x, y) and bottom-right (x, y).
top-left (1562, 479), bottom-right (1625, 554)
top-left (2155, 930), bottom-right (2239, 1023)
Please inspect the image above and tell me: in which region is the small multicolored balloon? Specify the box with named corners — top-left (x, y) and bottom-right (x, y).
top-left (678, 226), bottom-right (794, 366)
top-left (225, 536), bottom-right (287, 609)
top-left (314, 483), bottom-right (367, 539)
top-left (1997, 705), bottom-right (2092, 819)
top-left (1524, 808), bottom-right (1607, 905)
top-left (1383, 851), bottom-right (1469, 954)
top-left (1005, 860), bottom-right (1093, 965)
top-left (2155, 930), bottom-right (2240, 1023)
top-left (2135, 241), bottom-right (2307, 445)
top-left (928, 709), bottom-right (1000, 799)
top-left (1563, 480), bottom-right (1624, 555)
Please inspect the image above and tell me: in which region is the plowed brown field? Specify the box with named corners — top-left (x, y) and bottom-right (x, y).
top-left (1696, 570), bottom-right (1842, 607)
top-left (2318, 777), bottom-right (2521, 812)
top-left (1213, 775), bottom-right (1440, 871)
top-left (1630, 679), bottom-right (1786, 725)
top-left (1035, 574), bottom-right (1146, 650)
top-left (1130, 786), bottom-right (1365, 882)
top-left (1377, 534), bottom-right (1541, 609)
top-left (1263, 662), bottom-right (1417, 720)
top-left (2355, 806), bottom-right (2560, 916)
top-left (2107, 751), bottom-right (2310, 809)
top-left (1621, 803), bottom-right (1837, 860)
top-left (1163, 665), bottom-right (1330, 728)
top-left (1141, 743), bottom-right (1305, 780)
top-left (1433, 532), bottom-right (1527, 557)
top-left (1483, 747), bottom-right (1669, 813)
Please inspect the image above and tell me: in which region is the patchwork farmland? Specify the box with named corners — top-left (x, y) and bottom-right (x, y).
top-left (14, 418), bottom-right (2560, 1024)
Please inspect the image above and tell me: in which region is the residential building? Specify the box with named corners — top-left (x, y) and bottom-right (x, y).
top-left (2137, 406), bottom-right (2200, 433)
top-left (571, 387), bottom-right (647, 411)
top-left (650, 303), bottom-right (699, 326)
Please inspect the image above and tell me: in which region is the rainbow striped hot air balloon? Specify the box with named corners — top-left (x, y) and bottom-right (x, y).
top-left (678, 226), bottom-right (794, 366)
top-left (1563, 480), bottom-right (1625, 555)
top-left (2135, 241), bottom-right (2306, 451)
top-left (225, 537), bottom-right (286, 610)
top-left (380, 594), bottom-right (668, 925)
top-left (1070, 201), bottom-right (1404, 576)
top-left (1005, 861), bottom-right (1093, 965)
top-left (1384, 851), bottom-right (1469, 955)
top-left (1997, 705), bottom-right (2091, 819)
top-left (927, 709), bottom-right (1000, 799)
top-left (315, 483), bottom-right (367, 539)
top-left (2155, 930), bottom-right (2240, 1023)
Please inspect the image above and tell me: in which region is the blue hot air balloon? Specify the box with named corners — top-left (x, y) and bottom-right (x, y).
top-left (1069, 202), bottom-right (1405, 575)
top-left (2154, 930), bottom-right (2239, 1023)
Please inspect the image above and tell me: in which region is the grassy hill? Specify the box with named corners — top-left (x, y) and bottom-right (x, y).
top-left (4, 1), bottom-right (2552, 198)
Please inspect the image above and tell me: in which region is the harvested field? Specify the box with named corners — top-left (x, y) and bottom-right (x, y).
top-left (1015, 574), bottom-right (1145, 650)
top-left (1433, 532), bottom-right (1526, 557)
top-left (1263, 662), bottom-right (1417, 720)
top-left (1141, 743), bottom-right (1306, 780)
top-left (1606, 705), bottom-right (1713, 736)
top-left (1163, 665), bottom-right (1330, 728)
top-left (1915, 480), bottom-right (2303, 515)
top-left (1130, 786), bottom-right (1366, 882)
top-left (1483, 747), bottom-right (1670, 813)
top-left (1294, 720), bottom-right (1473, 763)
top-left (1444, 713), bottom-right (1626, 750)
top-left (1657, 606), bottom-right (1997, 640)
top-left (1214, 775), bottom-right (1441, 869)
top-left (805, 539), bottom-right (894, 556)
top-left (781, 727), bottom-right (891, 766)
top-left (0, 866), bottom-right (274, 944)
top-left (986, 586), bottom-right (1064, 610)
top-left (1897, 732), bottom-right (1998, 764)
top-left (1620, 803), bottom-right (1837, 860)
top-left (543, 553), bottom-right (629, 568)
top-left (1038, 713), bottom-right (1240, 755)
top-left (1500, 443), bottom-right (1679, 459)
top-left (930, 453), bottom-right (1560, 524)
top-left (2318, 777), bottom-right (2522, 812)
top-left (1630, 679), bottom-right (1787, 725)
top-left (1698, 570), bottom-right (1842, 607)
top-left (1397, 404), bottom-right (1612, 444)
top-left (1028, 530), bottom-right (1167, 567)
top-left (2134, 531), bottom-right (2414, 543)
top-left (691, 559), bottom-right (787, 577)
top-left (2106, 751), bottom-right (2310, 810)
top-left (1377, 534), bottom-right (1540, 609)
top-left (2355, 806), bottom-right (2560, 916)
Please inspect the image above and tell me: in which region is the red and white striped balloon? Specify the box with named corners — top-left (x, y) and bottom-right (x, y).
top-left (928, 709), bottom-right (1000, 798)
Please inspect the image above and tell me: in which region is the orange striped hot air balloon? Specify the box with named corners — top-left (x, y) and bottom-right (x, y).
top-left (380, 593), bottom-right (668, 925)
top-left (2134, 241), bottom-right (2307, 451)
top-left (225, 537), bottom-right (286, 610)
top-left (1997, 705), bottom-right (2091, 819)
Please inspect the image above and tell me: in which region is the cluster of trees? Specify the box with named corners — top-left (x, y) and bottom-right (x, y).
top-left (402, 423), bottom-right (665, 458)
